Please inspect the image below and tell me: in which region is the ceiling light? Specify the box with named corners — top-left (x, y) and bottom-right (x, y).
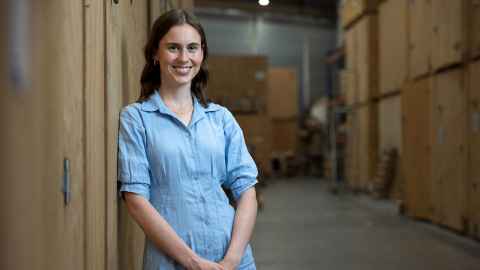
top-left (259, 0), bottom-right (270, 6)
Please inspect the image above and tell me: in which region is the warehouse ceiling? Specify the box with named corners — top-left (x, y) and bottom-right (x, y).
top-left (195, 0), bottom-right (338, 22)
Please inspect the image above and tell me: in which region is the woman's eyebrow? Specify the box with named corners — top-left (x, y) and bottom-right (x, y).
top-left (164, 42), bottom-right (201, 46)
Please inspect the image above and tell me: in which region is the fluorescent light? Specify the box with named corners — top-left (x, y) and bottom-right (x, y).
top-left (259, 0), bottom-right (270, 6)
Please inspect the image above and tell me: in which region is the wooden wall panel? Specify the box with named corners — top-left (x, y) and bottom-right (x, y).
top-left (468, 61), bottom-right (480, 238)
top-left (357, 15), bottom-right (378, 103)
top-left (341, 0), bottom-right (378, 29)
top-left (346, 113), bottom-right (360, 190)
top-left (468, 0), bottom-right (480, 60)
top-left (431, 69), bottom-right (468, 231)
top-left (403, 78), bottom-right (433, 221)
top-left (85, 0), bottom-right (106, 269)
top-left (379, 95), bottom-right (402, 155)
top-left (431, 0), bottom-right (467, 71)
top-left (340, 69), bottom-right (356, 106)
top-left (379, 94), bottom-right (403, 199)
top-left (379, 0), bottom-right (407, 94)
top-left (408, 0), bottom-right (432, 80)
top-left (106, 1), bottom-right (122, 269)
top-left (1, 1), bottom-right (87, 269)
top-left (358, 103), bottom-right (378, 190)
top-left (344, 28), bottom-right (358, 105)
top-left (117, 1), bottom-right (150, 270)
top-left (0, 3), bottom-right (46, 269)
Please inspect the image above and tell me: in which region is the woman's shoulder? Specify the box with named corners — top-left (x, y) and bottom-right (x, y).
top-left (120, 102), bottom-right (144, 122)
top-left (204, 102), bottom-right (234, 121)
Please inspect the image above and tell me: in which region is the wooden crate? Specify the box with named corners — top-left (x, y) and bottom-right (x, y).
top-left (378, 94), bottom-right (403, 199)
top-left (356, 14), bottom-right (378, 103)
top-left (431, 0), bottom-right (467, 71)
top-left (344, 27), bottom-right (359, 105)
top-left (467, 61), bottom-right (480, 238)
top-left (431, 68), bottom-right (468, 232)
top-left (208, 55), bottom-right (268, 100)
top-left (468, 0), bottom-right (480, 60)
top-left (403, 78), bottom-right (433, 221)
top-left (358, 103), bottom-right (378, 190)
top-left (235, 114), bottom-right (273, 176)
top-left (346, 113), bottom-right (361, 190)
top-left (267, 68), bottom-right (298, 119)
top-left (341, 0), bottom-right (378, 29)
top-left (379, 0), bottom-right (408, 94)
top-left (340, 69), bottom-right (357, 106)
top-left (408, 0), bottom-right (433, 80)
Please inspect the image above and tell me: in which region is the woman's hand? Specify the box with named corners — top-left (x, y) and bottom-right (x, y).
top-left (186, 256), bottom-right (225, 270)
top-left (218, 257), bottom-right (239, 270)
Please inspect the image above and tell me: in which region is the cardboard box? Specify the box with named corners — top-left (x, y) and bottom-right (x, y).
top-left (267, 68), bottom-right (298, 119)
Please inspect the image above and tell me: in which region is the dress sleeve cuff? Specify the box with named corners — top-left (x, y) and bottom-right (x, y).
top-left (231, 178), bottom-right (258, 201)
top-left (118, 182), bottom-right (150, 201)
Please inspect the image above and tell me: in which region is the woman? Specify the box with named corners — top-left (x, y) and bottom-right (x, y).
top-left (117, 9), bottom-right (258, 270)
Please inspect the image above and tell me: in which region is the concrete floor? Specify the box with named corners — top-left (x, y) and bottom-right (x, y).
top-left (251, 177), bottom-right (480, 270)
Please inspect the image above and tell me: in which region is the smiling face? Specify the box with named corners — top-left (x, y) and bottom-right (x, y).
top-left (155, 24), bottom-right (204, 88)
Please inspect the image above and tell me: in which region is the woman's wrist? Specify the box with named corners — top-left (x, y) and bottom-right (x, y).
top-left (222, 252), bottom-right (242, 268)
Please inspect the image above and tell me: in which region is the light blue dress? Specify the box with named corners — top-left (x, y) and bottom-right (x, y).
top-left (118, 90), bottom-right (258, 270)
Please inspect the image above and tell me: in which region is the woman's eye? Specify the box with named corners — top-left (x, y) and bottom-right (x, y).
top-left (167, 46), bottom-right (179, 52)
top-left (187, 45), bottom-right (199, 52)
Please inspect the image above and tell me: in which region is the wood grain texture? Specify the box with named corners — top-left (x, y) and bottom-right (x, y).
top-left (402, 78), bottom-right (433, 220)
top-left (467, 61), bottom-right (480, 238)
top-left (431, 0), bottom-right (467, 70)
top-left (379, 0), bottom-right (407, 93)
top-left (468, 0), bottom-right (480, 60)
top-left (408, 0), bottom-right (432, 79)
top-left (431, 68), bottom-right (468, 231)
top-left (357, 14), bottom-right (378, 102)
top-left (85, 0), bottom-right (106, 269)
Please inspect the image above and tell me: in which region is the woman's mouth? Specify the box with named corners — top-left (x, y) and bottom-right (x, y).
top-left (172, 65), bottom-right (193, 75)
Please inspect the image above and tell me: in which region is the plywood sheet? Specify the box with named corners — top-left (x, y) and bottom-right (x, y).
top-left (346, 113), bottom-right (360, 190)
top-left (357, 14), bottom-right (378, 103)
top-left (267, 68), bottom-right (298, 119)
top-left (408, 0), bottom-right (432, 80)
top-left (341, 69), bottom-right (357, 106)
top-left (341, 0), bottom-right (379, 29)
top-left (431, 0), bottom-right (466, 71)
top-left (357, 103), bottom-right (378, 190)
top-left (85, 0), bottom-right (106, 269)
top-left (467, 61), bottom-right (480, 238)
top-left (431, 68), bottom-right (468, 231)
top-left (379, 0), bottom-right (407, 94)
top-left (379, 94), bottom-right (403, 199)
top-left (344, 28), bottom-right (358, 105)
top-left (403, 78), bottom-right (433, 220)
top-left (468, 0), bottom-right (480, 59)
top-left (117, 1), bottom-right (149, 270)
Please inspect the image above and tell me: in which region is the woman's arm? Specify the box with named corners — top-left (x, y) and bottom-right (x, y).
top-left (219, 187), bottom-right (258, 269)
top-left (123, 192), bottom-right (224, 270)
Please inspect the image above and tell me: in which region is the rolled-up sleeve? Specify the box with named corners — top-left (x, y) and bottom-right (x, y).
top-left (222, 108), bottom-right (258, 201)
top-left (117, 107), bottom-right (151, 200)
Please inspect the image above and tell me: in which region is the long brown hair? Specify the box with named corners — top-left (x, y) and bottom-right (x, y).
top-left (139, 9), bottom-right (209, 107)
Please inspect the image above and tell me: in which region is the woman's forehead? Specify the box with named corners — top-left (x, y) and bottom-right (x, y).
top-left (161, 24), bottom-right (201, 44)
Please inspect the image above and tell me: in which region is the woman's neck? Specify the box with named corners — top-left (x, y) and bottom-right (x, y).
top-left (158, 83), bottom-right (193, 109)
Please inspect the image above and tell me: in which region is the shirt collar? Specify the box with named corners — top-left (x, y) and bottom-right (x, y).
top-left (140, 90), bottom-right (221, 126)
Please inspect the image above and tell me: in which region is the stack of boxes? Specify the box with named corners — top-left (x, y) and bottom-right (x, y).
top-left (267, 68), bottom-right (299, 176)
top-left (341, 0), bottom-right (379, 192)
top-left (208, 55), bottom-right (272, 176)
top-left (342, 0), bottom-right (480, 239)
top-left (208, 56), bottom-right (299, 178)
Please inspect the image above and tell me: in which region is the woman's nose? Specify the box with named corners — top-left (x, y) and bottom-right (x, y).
top-left (177, 49), bottom-right (189, 62)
